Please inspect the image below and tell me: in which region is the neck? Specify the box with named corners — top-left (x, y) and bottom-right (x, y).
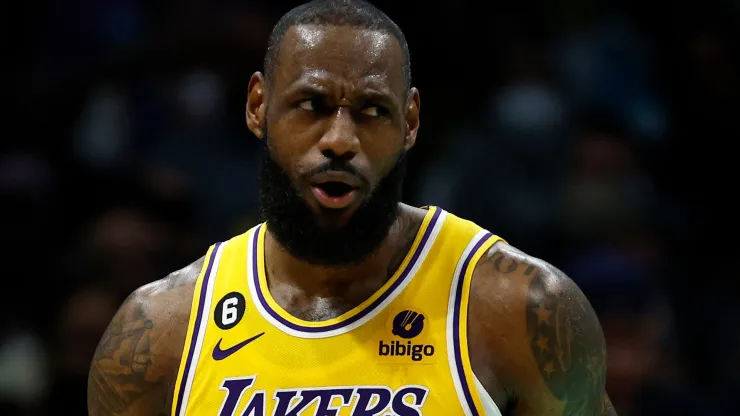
top-left (264, 204), bottom-right (424, 298)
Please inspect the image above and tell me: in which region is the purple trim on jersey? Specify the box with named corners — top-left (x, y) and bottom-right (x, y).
top-left (252, 208), bottom-right (442, 333)
top-left (174, 242), bottom-right (222, 416)
top-left (453, 232), bottom-right (493, 416)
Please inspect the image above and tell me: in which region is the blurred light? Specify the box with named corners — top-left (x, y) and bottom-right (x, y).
top-left (493, 83), bottom-right (565, 138)
top-left (177, 70), bottom-right (224, 121)
top-left (73, 83), bottom-right (131, 168)
top-left (0, 333), bottom-right (47, 404)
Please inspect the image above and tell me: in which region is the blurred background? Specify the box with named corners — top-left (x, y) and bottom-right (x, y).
top-left (5, 0), bottom-right (739, 414)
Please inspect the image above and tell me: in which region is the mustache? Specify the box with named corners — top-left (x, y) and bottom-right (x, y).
top-left (301, 159), bottom-right (371, 188)
top-left (261, 133), bottom-right (371, 188)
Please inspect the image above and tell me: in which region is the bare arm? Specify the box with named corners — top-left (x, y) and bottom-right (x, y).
top-left (87, 258), bottom-right (203, 416)
top-left (522, 258), bottom-right (616, 415)
top-left (471, 244), bottom-right (617, 416)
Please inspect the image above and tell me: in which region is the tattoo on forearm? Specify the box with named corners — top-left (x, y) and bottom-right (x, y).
top-left (526, 268), bottom-right (612, 416)
top-left (88, 294), bottom-right (163, 414)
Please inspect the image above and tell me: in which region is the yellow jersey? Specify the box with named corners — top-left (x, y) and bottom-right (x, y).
top-left (171, 207), bottom-right (505, 416)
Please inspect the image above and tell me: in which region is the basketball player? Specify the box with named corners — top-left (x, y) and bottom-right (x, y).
top-left (88, 1), bottom-right (617, 415)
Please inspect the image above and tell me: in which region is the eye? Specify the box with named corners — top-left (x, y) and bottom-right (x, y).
top-left (298, 100), bottom-right (314, 111)
top-left (360, 105), bottom-right (388, 117)
top-left (297, 97), bottom-right (329, 114)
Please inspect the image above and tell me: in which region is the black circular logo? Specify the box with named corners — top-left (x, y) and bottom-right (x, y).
top-left (392, 310), bottom-right (425, 339)
top-left (214, 292), bottom-right (246, 330)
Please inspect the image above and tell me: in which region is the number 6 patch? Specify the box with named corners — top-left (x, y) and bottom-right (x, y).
top-left (214, 292), bottom-right (246, 330)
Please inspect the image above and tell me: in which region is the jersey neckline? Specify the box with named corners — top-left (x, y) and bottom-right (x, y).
top-left (246, 206), bottom-right (445, 338)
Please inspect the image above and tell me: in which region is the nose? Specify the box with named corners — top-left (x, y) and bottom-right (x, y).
top-left (318, 107), bottom-right (360, 161)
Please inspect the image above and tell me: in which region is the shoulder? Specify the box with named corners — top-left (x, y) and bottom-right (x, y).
top-left (87, 256), bottom-right (206, 416)
top-left (471, 241), bottom-right (585, 309)
top-left (137, 255), bottom-right (206, 315)
top-left (121, 255), bottom-right (206, 352)
top-left (127, 255), bottom-right (206, 357)
top-left (468, 242), bottom-right (581, 379)
top-left (470, 240), bottom-right (592, 318)
top-left (469, 242), bottom-right (613, 414)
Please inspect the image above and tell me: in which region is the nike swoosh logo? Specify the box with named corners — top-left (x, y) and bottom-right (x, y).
top-left (212, 332), bottom-right (265, 361)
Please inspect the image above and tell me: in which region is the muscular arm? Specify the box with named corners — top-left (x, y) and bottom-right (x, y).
top-left (470, 244), bottom-right (617, 416)
top-left (522, 259), bottom-right (616, 415)
top-left (87, 258), bottom-right (204, 416)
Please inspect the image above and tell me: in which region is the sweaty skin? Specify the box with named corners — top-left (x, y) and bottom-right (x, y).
top-left (88, 24), bottom-right (617, 416)
top-left (468, 243), bottom-right (617, 415)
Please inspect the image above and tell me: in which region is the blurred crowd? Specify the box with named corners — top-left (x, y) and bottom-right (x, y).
top-left (4, 0), bottom-right (739, 415)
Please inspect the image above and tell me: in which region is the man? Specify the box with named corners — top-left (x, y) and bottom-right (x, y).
top-left (88, 1), bottom-right (616, 415)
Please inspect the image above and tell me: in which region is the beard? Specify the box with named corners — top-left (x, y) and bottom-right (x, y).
top-left (258, 139), bottom-right (406, 266)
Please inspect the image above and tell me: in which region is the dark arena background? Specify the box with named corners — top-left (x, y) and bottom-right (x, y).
top-left (5, 0), bottom-right (739, 414)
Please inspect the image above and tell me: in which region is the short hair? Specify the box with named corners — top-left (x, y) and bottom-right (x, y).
top-left (264, 0), bottom-right (411, 91)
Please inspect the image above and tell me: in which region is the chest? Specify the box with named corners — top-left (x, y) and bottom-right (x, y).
top-left (170, 215), bottom-right (507, 415)
top-left (186, 301), bottom-right (461, 414)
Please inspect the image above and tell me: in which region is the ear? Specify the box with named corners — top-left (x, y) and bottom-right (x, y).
top-left (403, 87), bottom-right (420, 151)
top-left (246, 72), bottom-right (267, 139)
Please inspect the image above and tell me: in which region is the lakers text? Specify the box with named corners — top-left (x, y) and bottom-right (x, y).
top-left (217, 376), bottom-right (429, 416)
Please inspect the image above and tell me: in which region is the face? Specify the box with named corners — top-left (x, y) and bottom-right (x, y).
top-left (247, 24), bottom-right (420, 266)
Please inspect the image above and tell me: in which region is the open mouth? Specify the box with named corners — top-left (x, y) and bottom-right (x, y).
top-left (315, 181), bottom-right (356, 197)
top-left (311, 181), bottom-right (359, 209)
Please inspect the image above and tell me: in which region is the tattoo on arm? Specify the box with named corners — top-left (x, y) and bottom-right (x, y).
top-left (87, 260), bottom-right (201, 415)
top-left (88, 291), bottom-right (165, 415)
top-left (525, 264), bottom-right (616, 416)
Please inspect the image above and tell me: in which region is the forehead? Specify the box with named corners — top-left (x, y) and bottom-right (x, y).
top-left (273, 24), bottom-right (405, 96)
